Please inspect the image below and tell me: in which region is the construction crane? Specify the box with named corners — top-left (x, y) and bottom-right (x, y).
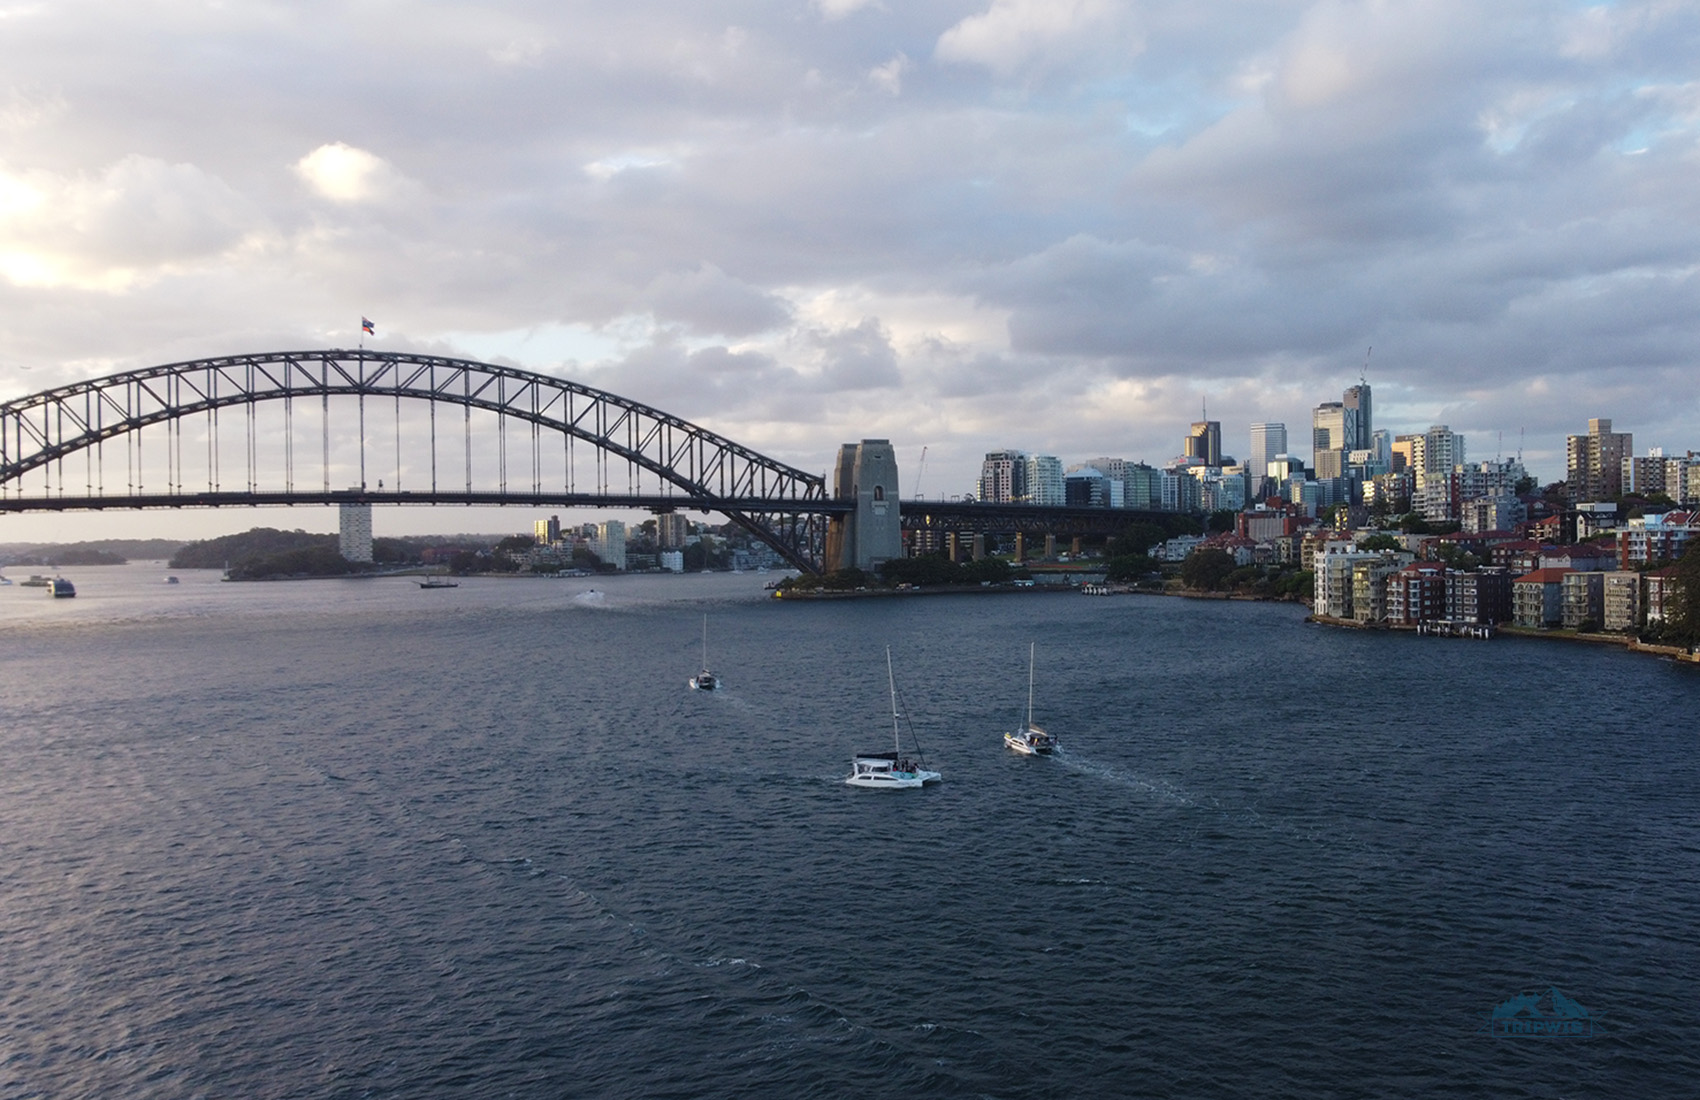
top-left (914, 445), bottom-right (928, 500)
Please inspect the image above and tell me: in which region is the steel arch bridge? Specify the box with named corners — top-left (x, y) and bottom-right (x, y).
top-left (0, 349), bottom-right (845, 572)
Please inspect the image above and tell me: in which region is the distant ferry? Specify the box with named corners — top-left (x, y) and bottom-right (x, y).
top-left (21, 574), bottom-right (51, 588)
top-left (50, 577), bottom-right (76, 598)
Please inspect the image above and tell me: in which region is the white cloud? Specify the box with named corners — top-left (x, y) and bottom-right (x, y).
top-left (936, 0), bottom-right (1122, 76)
top-left (0, 155), bottom-right (260, 290)
top-left (814, 0), bottom-right (880, 20)
top-left (489, 37), bottom-right (549, 67)
top-left (868, 52), bottom-right (910, 96)
top-left (294, 143), bottom-right (409, 204)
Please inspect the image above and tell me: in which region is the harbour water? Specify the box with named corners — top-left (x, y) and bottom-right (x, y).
top-left (3, 563), bottom-right (1698, 1097)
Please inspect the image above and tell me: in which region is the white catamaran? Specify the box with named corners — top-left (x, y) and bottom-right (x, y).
top-left (846, 647), bottom-right (941, 789)
top-left (687, 614), bottom-right (720, 691)
top-left (1004, 641), bottom-right (1056, 755)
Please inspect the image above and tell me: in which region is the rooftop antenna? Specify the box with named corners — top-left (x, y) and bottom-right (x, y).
top-left (1361, 346), bottom-right (1371, 386)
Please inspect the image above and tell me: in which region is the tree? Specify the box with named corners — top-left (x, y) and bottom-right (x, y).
top-left (1667, 545), bottom-right (1700, 649)
top-left (1398, 512), bottom-right (1431, 534)
top-left (1180, 548), bottom-right (1236, 591)
top-left (1357, 533), bottom-right (1402, 552)
top-left (1109, 522), bottom-right (1166, 558)
top-left (1105, 554), bottom-right (1159, 583)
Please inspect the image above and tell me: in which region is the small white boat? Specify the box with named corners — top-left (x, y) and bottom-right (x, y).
top-left (0, 574), bottom-right (11, 585)
top-left (164, 576), bottom-right (180, 584)
top-left (1004, 642), bottom-right (1056, 755)
top-left (688, 614), bottom-right (720, 691)
top-left (846, 647), bottom-right (941, 789)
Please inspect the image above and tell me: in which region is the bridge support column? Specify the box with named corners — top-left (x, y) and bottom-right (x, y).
top-left (1045, 534), bottom-right (1056, 560)
top-left (947, 532), bottom-right (960, 562)
top-left (972, 534), bottom-right (985, 560)
top-left (1014, 533), bottom-right (1025, 563)
top-left (825, 440), bottom-right (901, 573)
top-left (1071, 537), bottom-right (1082, 558)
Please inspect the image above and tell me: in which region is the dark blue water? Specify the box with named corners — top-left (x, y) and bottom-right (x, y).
top-left (3, 565), bottom-right (1698, 1098)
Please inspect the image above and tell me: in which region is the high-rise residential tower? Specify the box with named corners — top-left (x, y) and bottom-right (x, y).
top-left (979, 450), bottom-right (1027, 503)
top-left (1565, 417), bottom-right (1632, 503)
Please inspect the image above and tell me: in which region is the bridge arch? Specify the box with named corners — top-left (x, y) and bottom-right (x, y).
top-left (0, 349), bottom-right (840, 572)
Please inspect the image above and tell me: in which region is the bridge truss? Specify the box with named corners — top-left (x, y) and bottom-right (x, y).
top-left (0, 350), bottom-right (842, 572)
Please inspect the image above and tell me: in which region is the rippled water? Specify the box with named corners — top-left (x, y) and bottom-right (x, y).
top-left (3, 564), bottom-right (1698, 1098)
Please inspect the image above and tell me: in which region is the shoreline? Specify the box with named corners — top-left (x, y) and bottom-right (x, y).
top-left (1306, 611), bottom-right (1700, 664)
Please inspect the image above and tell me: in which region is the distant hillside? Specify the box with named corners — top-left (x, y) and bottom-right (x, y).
top-left (169, 528), bottom-right (336, 569)
top-left (170, 527), bottom-right (423, 576)
top-left (0, 538), bottom-right (185, 565)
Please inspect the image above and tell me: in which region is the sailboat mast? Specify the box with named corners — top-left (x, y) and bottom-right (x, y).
top-left (701, 614), bottom-right (708, 668)
top-left (887, 645), bottom-right (901, 756)
top-left (1027, 641), bottom-right (1036, 728)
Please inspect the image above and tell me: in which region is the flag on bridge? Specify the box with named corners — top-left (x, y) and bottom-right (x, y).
top-left (362, 317), bottom-right (375, 335)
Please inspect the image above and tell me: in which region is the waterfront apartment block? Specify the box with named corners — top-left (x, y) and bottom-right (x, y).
top-left (1385, 562), bottom-right (1445, 625)
top-left (1560, 571), bottom-right (1606, 630)
top-left (1604, 571), bottom-right (1643, 633)
top-left (1513, 568), bottom-right (1573, 628)
top-left (1446, 567), bottom-right (1513, 625)
top-left (1352, 558), bottom-right (1407, 623)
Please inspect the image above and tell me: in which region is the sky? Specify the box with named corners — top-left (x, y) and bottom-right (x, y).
top-left (3, 0), bottom-right (1700, 543)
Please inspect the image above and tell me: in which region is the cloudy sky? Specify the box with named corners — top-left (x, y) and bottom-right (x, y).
top-left (3, 0), bottom-right (1699, 541)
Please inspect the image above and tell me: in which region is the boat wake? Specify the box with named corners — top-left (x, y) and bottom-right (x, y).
top-left (1050, 752), bottom-right (1196, 807)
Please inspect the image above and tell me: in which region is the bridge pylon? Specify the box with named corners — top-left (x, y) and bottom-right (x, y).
top-left (824, 440), bottom-right (901, 573)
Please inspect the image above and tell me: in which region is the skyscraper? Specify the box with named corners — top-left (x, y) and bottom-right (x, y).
top-left (1343, 383), bottom-right (1373, 452)
top-left (1250, 423), bottom-right (1287, 476)
top-left (1185, 420), bottom-right (1222, 467)
top-left (1312, 402), bottom-right (1346, 468)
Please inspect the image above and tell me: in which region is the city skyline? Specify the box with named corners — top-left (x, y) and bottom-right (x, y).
top-left (5, 1), bottom-right (1700, 542)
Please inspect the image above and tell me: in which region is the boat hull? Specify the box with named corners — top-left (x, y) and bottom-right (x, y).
top-left (1004, 728), bottom-right (1055, 755)
top-left (846, 753), bottom-right (939, 788)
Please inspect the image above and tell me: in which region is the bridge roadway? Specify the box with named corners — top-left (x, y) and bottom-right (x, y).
top-left (0, 490), bottom-right (1159, 539)
top-left (0, 489), bottom-right (855, 517)
top-left (897, 499), bottom-right (1172, 538)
